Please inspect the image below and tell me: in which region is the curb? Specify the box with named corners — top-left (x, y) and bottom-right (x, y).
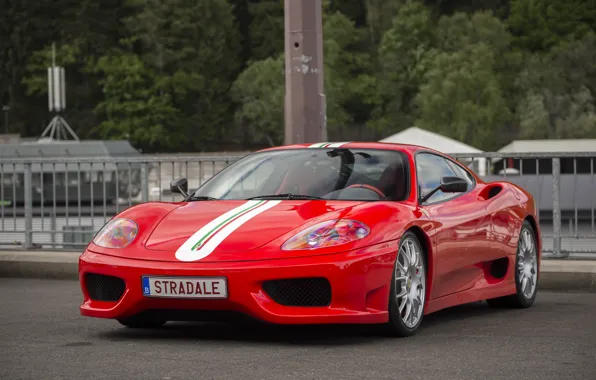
top-left (0, 251), bottom-right (79, 280)
top-left (0, 251), bottom-right (595, 292)
top-left (538, 260), bottom-right (596, 293)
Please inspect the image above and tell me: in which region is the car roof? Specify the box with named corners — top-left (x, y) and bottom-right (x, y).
top-left (256, 141), bottom-right (448, 157)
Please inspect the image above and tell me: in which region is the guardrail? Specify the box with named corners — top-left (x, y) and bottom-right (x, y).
top-left (1, 151), bottom-right (595, 259)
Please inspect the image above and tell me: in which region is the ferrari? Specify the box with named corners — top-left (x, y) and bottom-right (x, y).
top-left (79, 142), bottom-right (541, 337)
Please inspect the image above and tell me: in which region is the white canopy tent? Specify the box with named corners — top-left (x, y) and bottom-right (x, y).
top-left (380, 127), bottom-right (487, 176)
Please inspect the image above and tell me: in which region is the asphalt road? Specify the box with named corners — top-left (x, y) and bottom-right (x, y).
top-left (1, 279), bottom-right (595, 380)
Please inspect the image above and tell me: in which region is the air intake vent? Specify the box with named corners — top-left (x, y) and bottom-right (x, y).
top-left (85, 273), bottom-right (126, 302)
top-left (262, 277), bottom-right (331, 307)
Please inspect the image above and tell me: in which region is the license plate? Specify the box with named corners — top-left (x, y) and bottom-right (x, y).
top-left (141, 276), bottom-right (227, 299)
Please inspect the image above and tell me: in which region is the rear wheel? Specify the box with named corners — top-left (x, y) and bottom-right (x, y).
top-left (487, 220), bottom-right (539, 308)
top-left (117, 315), bottom-right (167, 329)
top-left (381, 231), bottom-right (427, 337)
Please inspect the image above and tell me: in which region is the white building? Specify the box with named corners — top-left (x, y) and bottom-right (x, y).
top-left (380, 127), bottom-right (487, 176)
top-left (498, 139), bottom-right (596, 153)
top-left (496, 138), bottom-right (596, 175)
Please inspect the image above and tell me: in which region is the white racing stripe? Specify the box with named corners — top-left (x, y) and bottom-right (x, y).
top-left (307, 142), bottom-right (351, 148)
top-left (175, 200), bottom-right (282, 262)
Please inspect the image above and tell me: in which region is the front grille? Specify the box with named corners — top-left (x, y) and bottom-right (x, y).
top-left (262, 277), bottom-right (331, 307)
top-left (85, 273), bottom-right (126, 301)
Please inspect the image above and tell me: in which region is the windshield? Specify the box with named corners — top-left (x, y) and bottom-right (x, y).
top-left (190, 148), bottom-right (409, 201)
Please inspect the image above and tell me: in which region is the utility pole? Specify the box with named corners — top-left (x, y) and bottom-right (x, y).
top-left (284, 0), bottom-right (327, 145)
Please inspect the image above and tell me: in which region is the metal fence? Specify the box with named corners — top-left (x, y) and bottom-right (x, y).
top-left (1, 151), bottom-right (595, 259)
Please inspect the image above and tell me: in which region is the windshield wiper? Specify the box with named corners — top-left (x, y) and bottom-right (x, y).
top-left (245, 193), bottom-right (323, 200)
top-left (185, 195), bottom-right (218, 201)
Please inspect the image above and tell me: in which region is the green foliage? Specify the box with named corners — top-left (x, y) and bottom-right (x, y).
top-left (415, 43), bottom-right (510, 150)
top-left (371, 1), bottom-right (436, 132)
top-left (434, 10), bottom-right (525, 146)
top-left (231, 56), bottom-right (284, 145)
top-left (3, 0), bottom-right (596, 152)
top-left (92, 49), bottom-right (181, 149)
top-left (508, 0), bottom-right (596, 51)
top-left (247, 0), bottom-right (285, 61)
top-left (231, 10), bottom-right (375, 145)
top-left (110, 0), bottom-right (242, 150)
top-left (516, 32), bottom-right (596, 139)
top-left (436, 11), bottom-right (512, 53)
top-left (517, 87), bottom-right (596, 140)
top-left (323, 11), bottom-right (375, 130)
top-left (365, 0), bottom-right (406, 44)
top-left (328, 0), bottom-right (367, 25)
top-left (22, 41), bottom-right (85, 96)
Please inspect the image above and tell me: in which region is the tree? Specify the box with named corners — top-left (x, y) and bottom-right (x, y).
top-left (415, 43), bottom-right (510, 150)
top-left (231, 11), bottom-right (375, 145)
top-left (517, 87), bottom-right (596, 140)
top-left (508, 0), bottom-right (596, 52)
top-left (16, 0), bottom-right (135, 139)
top-left (0, 0), bottom-right (65, 135)
top-left (364, 0), bottom-right (406, 45)
top-left (329, 0), bottom-right (368, 26)
top-left (247, 0), bottom-right (285, 61)
top-left (370, 1), bottom-right (436, 133)
top-left (231, 56), bottom-right (284, 146)
top-left (92, 48), bottom-right (181, 149)
top-left (551, 32), bottom-right (596, 98)
top-left (5, 0), bottom-right (596, 152)
top-left (424, 0), bottom-right (510, 17)
top-left (322, 11), bottom-right (375, 131)
top-left (121, 0), bottom-right (243, 149)
top-left (435, 11), bottom-right (525, 142)
top-left (516, 32), bottom-right (596, 139)
top-left (21, 40), bottom-right (95, 137)
top-left (435, 11), bottom-right (512, 53)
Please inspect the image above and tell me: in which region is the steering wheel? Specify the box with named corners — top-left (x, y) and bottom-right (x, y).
top-left (346, 184), bottom-right (386, 198)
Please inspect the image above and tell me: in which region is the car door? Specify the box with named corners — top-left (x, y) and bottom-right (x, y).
top-left (415, 152), bottom-right (490, 300)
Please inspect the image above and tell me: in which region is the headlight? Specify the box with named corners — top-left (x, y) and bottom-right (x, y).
top-left (281, 219), bottom-right (370, 251)
top-left (92, 218), bottom-right (138, 249)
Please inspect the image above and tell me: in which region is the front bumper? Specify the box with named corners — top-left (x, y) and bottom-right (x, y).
top-left (78, 242), bottom-right (398, 325)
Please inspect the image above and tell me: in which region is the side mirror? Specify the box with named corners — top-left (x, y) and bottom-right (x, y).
top-left (440, 176), bottom-right (468, 193)
top-left (420, 176), bottom-right (467, 203)
top-left (170, 178), bottom-right (188, 197)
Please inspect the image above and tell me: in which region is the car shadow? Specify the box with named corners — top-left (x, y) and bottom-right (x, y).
top-left (420, 300), bottom-right (516, 328)
top-left (94, 301), bottom-right (520, 346)
top-left (97, 321), bottom-right (378, 346)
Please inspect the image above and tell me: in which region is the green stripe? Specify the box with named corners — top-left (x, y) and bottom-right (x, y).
top-left (191, 200), bottom-right (266, 250)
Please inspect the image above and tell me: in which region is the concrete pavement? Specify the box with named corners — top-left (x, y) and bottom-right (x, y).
top-left (0, 250), bottom-right (595, 292)
top-left (1, 278), bottom-right (595, 380)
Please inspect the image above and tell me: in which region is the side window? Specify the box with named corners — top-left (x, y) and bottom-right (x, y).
top-left (416, 153), bottom-right (458, 204)
top-left (446, 160), bottom-right (475, 188)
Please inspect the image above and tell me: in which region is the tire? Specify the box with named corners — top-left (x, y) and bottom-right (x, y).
top-left (117, 315), bottom-right (167, 329)
top-left (380, 231), bottom-right (427, 337)
top-left (487, 220), bottom-right (539, 309)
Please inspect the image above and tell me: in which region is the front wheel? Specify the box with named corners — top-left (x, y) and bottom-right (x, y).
top-left (487, 220), bottom-right (539, 308)
top-left (381, 231), bottom-right (427, 337)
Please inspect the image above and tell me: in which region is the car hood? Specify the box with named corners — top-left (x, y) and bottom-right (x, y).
top-left (140, 199), bottom-right (365, 262)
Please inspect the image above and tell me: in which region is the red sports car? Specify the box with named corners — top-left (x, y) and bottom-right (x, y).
top-left (79, 142), bottom-right (541, 336)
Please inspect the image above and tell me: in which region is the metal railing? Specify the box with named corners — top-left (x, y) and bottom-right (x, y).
top-left (1, 151), bottom-right (595, 259)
